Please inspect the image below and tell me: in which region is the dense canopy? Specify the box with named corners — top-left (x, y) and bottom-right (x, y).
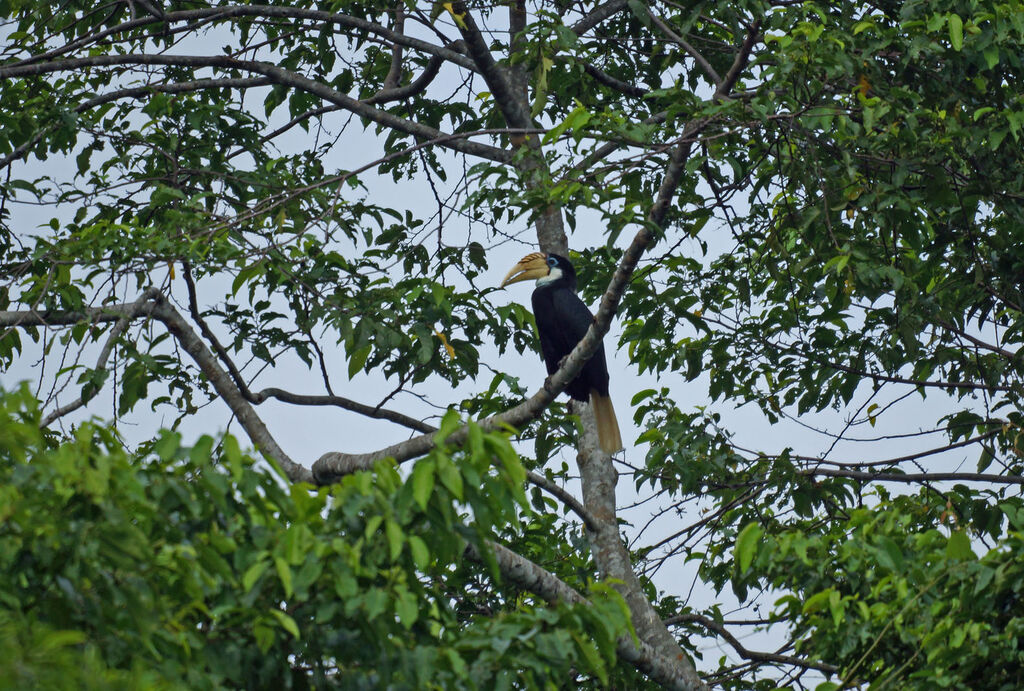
top-left (2, 1), bottom-right (1024, 689)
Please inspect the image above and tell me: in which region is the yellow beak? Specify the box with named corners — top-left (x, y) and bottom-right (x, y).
top-left (500, 252), bottom-right (549, 287)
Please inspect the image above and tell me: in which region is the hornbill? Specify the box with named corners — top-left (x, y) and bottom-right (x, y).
top-left (500, 252), bottom-right (623, 454)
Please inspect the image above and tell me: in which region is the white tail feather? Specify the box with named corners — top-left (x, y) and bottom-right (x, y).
top-left (590, 391), bottom-right (623, 454)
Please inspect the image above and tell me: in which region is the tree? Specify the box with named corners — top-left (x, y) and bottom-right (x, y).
top-left (1, 1), bottom-right (1023, 688)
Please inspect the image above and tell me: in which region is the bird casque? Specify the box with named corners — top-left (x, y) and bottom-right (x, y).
top-left (501, 252), bottom-right (623, 454)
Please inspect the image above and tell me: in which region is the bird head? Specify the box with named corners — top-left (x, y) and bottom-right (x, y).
top-left (500, 252), bottom-right (574, 288)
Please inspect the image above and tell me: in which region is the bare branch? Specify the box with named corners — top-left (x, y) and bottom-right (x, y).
top-left (525, 470), bottom-right (598, 530)
top-left (823, 359), bottom-right (1014, 393)
top-left (182, 262), bottom-right (256, 401)
top-left (719, 21), bottom-right (761, 97)
top-left (789, 429), bottom-right (1001, 469)
top-left (802, 467), bottom-right (1024, 486)
top-left (582, 62), bottom-right (648, 98)
top-left (363, 54), bottom-right (444, 105)
top-left (381, 4), bottom-right (405, 91)
top-left (253, 387), bottom-right (435, 435)
top-left (39, 288), bottom-right (160, 428)
top-left (665, 613), bottom-right (839, 674)
top-left (645, 9), bottom-right (722, 89)
top-left (935, 319), bottom-right (1018, 360)
top-left (183, 266), bottom-right (439, 435)
top-left (572, 0), bottom-right (629, 36)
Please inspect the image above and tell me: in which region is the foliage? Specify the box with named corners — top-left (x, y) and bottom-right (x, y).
top-left (1, 0), bottom-right (1024, 688)
top-left (0, 386), bottom-right (629, 688)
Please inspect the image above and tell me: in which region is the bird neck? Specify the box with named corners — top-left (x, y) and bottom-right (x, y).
top-left (535, 267), bottom-right (577, 291)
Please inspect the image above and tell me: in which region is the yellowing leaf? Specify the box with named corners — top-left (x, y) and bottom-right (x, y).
top-left (856, 74), bottom-right (871, 98)
top-left (434, 327), bottom-right (456, 359)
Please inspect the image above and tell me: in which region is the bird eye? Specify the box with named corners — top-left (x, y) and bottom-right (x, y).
top-left (546, 257), bottom-right (556, 266)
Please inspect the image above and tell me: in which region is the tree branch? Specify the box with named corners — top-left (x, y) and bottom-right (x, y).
top-left (555, 25), bottom-right (762, 689)
top-left (16, 5), bottom-right (477, 73)
top-left (571, 0), bottom-right (630, 36)
top-left (801, 467), bottom-right (1024, 486)
top-left (789, 429), bottom-right (1001, 469)
top-left (665, 613), bottom-right (838, 674)
top-left (525, 470), bottom-right (598, 530)
top-left (0, 292), bottom-right (312, 483)
top-left (363, 54), bottom-right (444, 105)
top-left (441, 1), bottom-right (568, 255)
top-left (465, 540), bottom-right (708, 691)
top-left (38, 289), bottom-right (160, 428)
top-left (582, 61), bottom-right (649, 98)
top-left (645, 9), bottom-right (722, 89)
top-left (252, 387), bottom-right (435, 435)
top-left (148, 294), bottom-right (313, 483)
top-left (447, 1), bottom-right (532, 131)
top-left (381, 4), bottom-right (405, 91)
top-left (0, 54), bottom-right (511, 165)
top-left (823, 359), bottom-right (1013, 393)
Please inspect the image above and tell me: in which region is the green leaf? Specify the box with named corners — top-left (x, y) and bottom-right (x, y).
top-left (39, 629), bottom-right (88, 650)
top-left (570, 631), bottom-right (608, 684)
top-left (189, 435), bottom-right (214, 466)
top-left (385, 519), bottom-right (404, 561)
top-left (948, 14), bottom-right (963, 51)
top-left (946, 530), bottom-right (973, 560)
top-left (437, 457), bottom-right (463, 500)
top-left (435, 408), bottom-right (461, 444)
top-left (242, 558), bottom-right (271, 593)
top-left (271, 610), bottom-right (300, 639)
top-left (803, 589), bottom-right (833, 615)
top-left (735, 522), bottom-right (763, 572)
top-left (411, 458), bottom-right (436, 510)
top-left (274, 555), bottom-right (293, 597)
top-left (408, 535), bottom-right (430, 569)
top-left (223, 434), bottom-right (244, 481)
top-left (531, 55), bottom-right (554, 118)
top-left (626, 0), bottom-right (655, 30)
top-left (394, 587), bottom-right (419, 629)
top-left (347, 344), bottom-right (371, 379)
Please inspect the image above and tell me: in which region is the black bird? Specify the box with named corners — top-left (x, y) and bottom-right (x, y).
top-left (501, 252), bottom-right (623, 454)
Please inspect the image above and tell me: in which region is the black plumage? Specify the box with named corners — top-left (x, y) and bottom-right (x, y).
top-left (530, 254), bottom-right (610, 401)
top-left (501, 252), bottom-right (622, 453)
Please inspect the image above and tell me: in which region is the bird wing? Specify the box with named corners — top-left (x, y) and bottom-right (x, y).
top-left (552, 290), bottom-right (610, 394)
